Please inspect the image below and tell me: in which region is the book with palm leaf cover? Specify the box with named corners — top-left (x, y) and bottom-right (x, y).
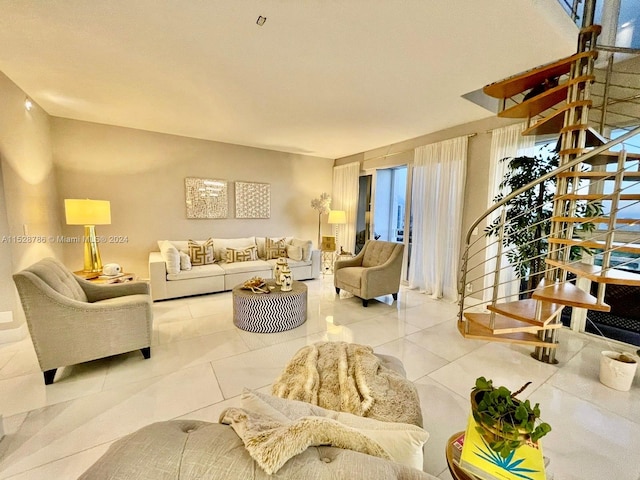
top-left (459, 414), bottom-right (546, 480)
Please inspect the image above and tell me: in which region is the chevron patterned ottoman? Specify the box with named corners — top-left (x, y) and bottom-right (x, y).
top-left (233, 279), bottom-right (307, 333)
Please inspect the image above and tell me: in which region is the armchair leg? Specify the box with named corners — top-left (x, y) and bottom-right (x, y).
top-left (392, 293), bottom-right (398, 301)
top-left (335, 287), bottom-right (340, 294)
top-left (362, 299), bottom-right (368, 307)
top-left (141, 347), bottom-right (151, 359)
top-left (44, 369), bottom-right (57, 385)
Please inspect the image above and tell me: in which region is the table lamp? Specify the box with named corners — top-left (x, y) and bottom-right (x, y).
top-left (64, 199), bottom-right (111, 273)
top-left (327, 210), bottom-right (346, 251)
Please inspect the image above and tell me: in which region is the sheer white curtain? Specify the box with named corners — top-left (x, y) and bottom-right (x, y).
top-left (332, 162), bottom-right (360, 253)
top-left (483, 123), bottom-right (536, 303)
top-left (408, 136), bottom-right (468, 300)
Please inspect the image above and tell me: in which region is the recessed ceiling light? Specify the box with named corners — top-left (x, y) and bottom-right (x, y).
top-left (256, 16), bottom-right (267, 26)
top-left (24, 98), bottom-right (33, 111)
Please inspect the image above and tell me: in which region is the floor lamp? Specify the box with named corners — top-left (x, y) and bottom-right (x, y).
top-left (64, 199), bottom-right (111, 273)
top-left (327, 210), bottom-right (346, 252)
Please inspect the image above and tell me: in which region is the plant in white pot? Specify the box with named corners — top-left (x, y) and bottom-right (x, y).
top-left (471, 377), bottom-right (551, 458)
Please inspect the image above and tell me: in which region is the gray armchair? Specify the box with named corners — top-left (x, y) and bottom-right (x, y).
top-left (334, 240), bottom-right (404, 307)
top-left (13, 257), bottom-right (153, 384)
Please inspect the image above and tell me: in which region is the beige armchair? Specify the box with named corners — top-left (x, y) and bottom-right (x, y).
top-left (334, 240), bottom-right (404, 307)
top-left (13, 257), bottom-right (153, 385)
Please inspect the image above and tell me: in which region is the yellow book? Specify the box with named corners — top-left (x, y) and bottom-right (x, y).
top-left (459, 414), bottom-right (546, 480)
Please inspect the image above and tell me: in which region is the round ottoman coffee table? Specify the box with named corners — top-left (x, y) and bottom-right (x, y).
top-left (232, 279), bottom-right (307, 333)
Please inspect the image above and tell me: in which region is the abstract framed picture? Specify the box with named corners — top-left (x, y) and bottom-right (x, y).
top-left (235, 181), bottom-right (271, 219)
top-left (185, 177), bottom-right (228, 219)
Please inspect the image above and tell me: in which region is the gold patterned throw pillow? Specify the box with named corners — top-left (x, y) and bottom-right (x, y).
top-left (265, 237), bottom-right (287, 260)
top-left (188, 239), bottom-right (216, 265)
top-left (226, 246), bottom-right (258, 263)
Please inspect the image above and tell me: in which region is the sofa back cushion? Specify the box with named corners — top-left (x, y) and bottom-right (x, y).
top-left (362, 241), bottom-right (400, 268)
top-left (289, 238), bottom-right (313, 262)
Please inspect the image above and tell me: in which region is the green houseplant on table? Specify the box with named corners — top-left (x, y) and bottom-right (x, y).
top-left (471, 377), bottom-right (552, 458)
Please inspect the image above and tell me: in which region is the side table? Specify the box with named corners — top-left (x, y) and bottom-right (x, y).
top-left (321, 250), bottom-right (335, 274)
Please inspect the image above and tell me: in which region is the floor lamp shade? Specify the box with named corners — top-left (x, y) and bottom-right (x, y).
top-left (64, 199), bottom-right (111, 273)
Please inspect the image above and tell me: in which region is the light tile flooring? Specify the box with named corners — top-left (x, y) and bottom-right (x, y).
top-left (0, 277), bottom-right (639, 480)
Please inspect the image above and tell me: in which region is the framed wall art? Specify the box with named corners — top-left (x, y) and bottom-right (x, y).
top-left (185, 177), bottom-right (228, 219)
top-left (235, 181), bottom-right (270, 219)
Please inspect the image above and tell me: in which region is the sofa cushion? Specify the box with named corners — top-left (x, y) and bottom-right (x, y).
top-left (266, 258), bottom-right (311, 269)
top-left (160, 240), bottom-right (181, 274)
top-left (226, 245), bottom-right (259, 263)
top-left (219, 259), bottom-right (270, 275)
top-left (265, 237), bottom-right (287, 259)
top-left (188, 239), bottom-right (216, 266)
top-left (213, 237), bottom-right (256, 262)
top-left (286, 244), bottom-right (303, 261)
top-left (289, 238), bottom-right (313, 262)
top-left (166, 263), bottom-right (225, 281)
top-left (79, 420), bottom-right (437, 480)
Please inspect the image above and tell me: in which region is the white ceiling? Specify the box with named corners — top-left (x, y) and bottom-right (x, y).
top-left (0, 0), bottom-right (579, 159)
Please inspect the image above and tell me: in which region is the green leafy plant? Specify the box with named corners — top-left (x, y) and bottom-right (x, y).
top-left (485, 148), bottom-right (603, 293)
top-left (471, 376), bottom-right (551, 458)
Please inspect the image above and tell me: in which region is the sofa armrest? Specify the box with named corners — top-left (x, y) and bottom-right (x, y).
top-left (334, 250), bottom-right (364, 272)
top-left (310, 249), bottom-right (321, 278)
top-left (149, 251), bottom-right (169, 301)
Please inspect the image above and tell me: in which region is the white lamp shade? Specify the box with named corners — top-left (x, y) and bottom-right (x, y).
top-left (65, 199), bottom-right (111, 225)
top-left (328, 210), bottom-right (346, 224)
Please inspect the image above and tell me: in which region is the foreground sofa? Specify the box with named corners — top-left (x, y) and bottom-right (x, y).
top-left (149, 236), bottom-right (320, 301)
top-left (80, 349), bottom-right (436, 480)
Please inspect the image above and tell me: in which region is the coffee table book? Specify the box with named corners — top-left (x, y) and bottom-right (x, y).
top-left (458, 415), bottom-right (547, 480)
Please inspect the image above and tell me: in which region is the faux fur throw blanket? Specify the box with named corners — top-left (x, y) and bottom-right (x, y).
top-left (271, 342), bottom-right (423, 427)
top-left (220, 407), bottom-right (391, 475)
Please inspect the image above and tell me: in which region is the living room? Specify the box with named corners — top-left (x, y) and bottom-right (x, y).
top-left (1, 1), bottom-right (640, 479)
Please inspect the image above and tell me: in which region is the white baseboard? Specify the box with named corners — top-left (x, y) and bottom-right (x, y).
top-left (0, 323), bottom-right (28, 345)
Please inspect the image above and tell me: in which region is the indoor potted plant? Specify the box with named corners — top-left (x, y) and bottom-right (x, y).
top-left (471, 376), bottom-right (552, 458)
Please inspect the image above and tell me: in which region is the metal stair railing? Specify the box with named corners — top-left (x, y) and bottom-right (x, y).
top-left (459, 125), bottom-right (640, 333)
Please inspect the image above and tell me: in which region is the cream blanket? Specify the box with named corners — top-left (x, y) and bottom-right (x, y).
top-left (271, 342), bottom-right (423, 427)
top-left (220, 407), bottom-right (391, 475)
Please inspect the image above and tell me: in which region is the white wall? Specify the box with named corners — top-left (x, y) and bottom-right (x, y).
top-left (0, 72), bottom-right (62, 332)
top-left (52, 118), bottom-right (335, 276)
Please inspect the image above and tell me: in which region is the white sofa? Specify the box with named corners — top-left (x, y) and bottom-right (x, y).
top-left (149, 236), bottom-right (320, 301)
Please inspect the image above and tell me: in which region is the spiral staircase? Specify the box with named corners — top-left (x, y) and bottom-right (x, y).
top-left (457, 14), bottom-right (640, 363)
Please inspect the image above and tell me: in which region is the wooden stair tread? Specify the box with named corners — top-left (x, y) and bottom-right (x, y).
top-left (465, 312), bottom-right (561, 335)
top-left (488, 299), bottom-right (564, 326)
top-left (551, 216), bottom-right (638, 225)
top-left (483, 51), bottom-right (597, 99)
top-left (548, 237), bottom-right (640, 255)
top-left (556, 171), bottom-right (640, 181)
top-left (590, 150), bottom-right (640, 162)
top-left (521, 101), bottom-right (592, 136)
top-left (497, 75), bottom-right (595, 119)
top-left (532, 279), bottom-right (610, 311)
top-left (457, 321), bottom-right (558, 348)
top-left (556, 193), bottom-right (640, 201)
top-left (546, 259), bottom-right (640, 286)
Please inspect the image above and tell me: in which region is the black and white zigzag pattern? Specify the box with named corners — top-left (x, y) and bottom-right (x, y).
top-left (233, 290), bottom-right (307, 333)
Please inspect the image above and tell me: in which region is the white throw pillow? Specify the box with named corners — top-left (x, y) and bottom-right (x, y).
top-left (290, 238), bottom-right (313, 262)
top-left (160, 240), bottom-right (180, 274)
top-left (179, 251), bottom-right (192, 271)
top-left (286, 244), bottom-right (303, 262)
top-left (239, 389), bottom-right (429, 471)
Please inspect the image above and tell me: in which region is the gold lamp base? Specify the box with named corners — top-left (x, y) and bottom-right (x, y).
top-left (83, 225), bottom-right (103, 273)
